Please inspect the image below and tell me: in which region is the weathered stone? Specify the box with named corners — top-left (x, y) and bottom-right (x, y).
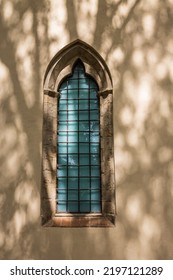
top-left (102, 201), bottom-right (115, 214)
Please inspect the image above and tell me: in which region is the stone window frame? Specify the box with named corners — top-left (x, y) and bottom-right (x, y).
top-left (42, 39), bottom-right (116, 227)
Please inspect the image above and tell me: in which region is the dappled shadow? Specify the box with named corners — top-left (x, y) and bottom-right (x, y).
top-left (0, 0), bottom-right (50, 259)
top-left (1, 0), bottom-right (173, 259)
top-left (110, 0), bottom-right (173, 259)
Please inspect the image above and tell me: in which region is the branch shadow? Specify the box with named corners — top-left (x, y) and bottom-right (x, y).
top-left (1, 0), bottom-right (173, 260)
top-left (0, 0), bottom-right (51, 259)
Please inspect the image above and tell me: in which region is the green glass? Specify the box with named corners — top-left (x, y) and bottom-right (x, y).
top-left (57, 61), bottom-right (101, 213)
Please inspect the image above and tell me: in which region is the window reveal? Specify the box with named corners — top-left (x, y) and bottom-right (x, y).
top-left (57, 61), bottom-right (101, 213)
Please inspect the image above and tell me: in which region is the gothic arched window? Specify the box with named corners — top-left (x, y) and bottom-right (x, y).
top-left (42, 40), bottom-right (115, 227)
top-left (58, 60), bottom-right (101, 214)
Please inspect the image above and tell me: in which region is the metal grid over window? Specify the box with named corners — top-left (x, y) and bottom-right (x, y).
top-left (57, 61), bottom-right (101, 213)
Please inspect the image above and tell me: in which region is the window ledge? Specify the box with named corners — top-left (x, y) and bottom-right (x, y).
top-left (43, 214), bottom-right (115, 227)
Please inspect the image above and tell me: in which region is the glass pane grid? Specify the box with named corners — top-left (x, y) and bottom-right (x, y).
top-left (57, 61), bottom-right (101, 213)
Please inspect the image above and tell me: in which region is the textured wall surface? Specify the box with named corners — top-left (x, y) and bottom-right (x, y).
top-left (0, 0), bottom-right (173, 259)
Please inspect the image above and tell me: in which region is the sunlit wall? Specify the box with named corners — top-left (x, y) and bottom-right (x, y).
top-left (0, 0), bottom-right (173, 259)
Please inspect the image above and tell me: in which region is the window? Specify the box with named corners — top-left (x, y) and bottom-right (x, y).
top-left (57, 60), bottom-right (101, 214)
top-left (42, 40), bottom-right (115, 227)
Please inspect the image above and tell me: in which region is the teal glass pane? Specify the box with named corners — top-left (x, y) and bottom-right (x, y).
top-left (91, 203), bottom-right (101, 212)
top-left (80, 178), bottom-right (90, 189)
top-left (79, 143), bottom-right (89, 153)
top-left (79, 111), bottom-right (89, 121)
top-left (79, 78), bottom-right (89, 88)
top-left (91, 166), bottom-right (100, 177)
top-left (72, 70), bottom-right (78, 78)
top-left (59, 99), bottom-right (66, 109)
top-left (91, 190), bottom-right (100, 200)
top-left (68, 89), bottom-right (78, 99)
top-left (79, 121), bottom-right (89, 131)
top-left (68, 111), bottom-right (78, 121)
top-left (79, 100), bottom-right (88, 110)
top-left (66, 102), bottom-right (78, 112)
top-left (91, 154), bottom-right (99, 165)
top-left (58, 132), bottom-right (67, 142)
top-left (68, 143), bottom-right (78, 153)
top-left (79, 155), bottom-right (89, 165)
top-left (58, 167), bottom-right (67, 177)
top-left (90, 89), bottom-right (97, 98)
top-left (90, 111), bottom-right (99, 120)
top-left (68, 122), bottom-right (78, 131)
top-left (58, 123), bottom-right (67, 131)
top-left (79, 132), bottom-right (89, 142)
top-left (80, 166), bottom-right (89, 176)
top-left (80, 202), bottom-right (90, 212)
top-left (90, 133), bottom-right (99, 142)
top-left (58, 178), bottom-right (67, 189)
top-left (90, 121), bottom-right (99, 131)
top-left (80, 190), bottom-right (90, 200)
top-left (68, 100), bottom-right (78, 110)
top-left (68, 132), bottom-right (78, 142)
top-left (68, 202), bottom-right (78, 212)
top-left (90, 100), bottom-right (98, 109)
top-left (58, 190), bottom-right (67, 201)
top-left (59, 111), bottom-right (67, 120)
top-left (58, 155), bottom-right (67, 165)
top-left (90, 144), bottom-right (99, 153)
top-left (80, 89), bottom-right (89, 99)
top-left (68, 178), bottom-right (78, 189)
top-left (68, 155), bottom-right (78, 165)
top-left (91, 178), bottom-right (100, 188)
top-left (68, 166), bottom-right (78, 177)
top-left (78, 69), bottom-right (85, 78)
top-left (68, 79), bottom-right (78, 88)
top-left (58, 144), bottom-right (67, 153)
top-left (68, 190), bottom-right (78, 200)
top-left (57, 61), bottom-right (101, 213)
top-left (58, 203), bottom-right (67, 212)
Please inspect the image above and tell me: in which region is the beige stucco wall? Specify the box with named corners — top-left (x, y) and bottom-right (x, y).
top-left (0, 0), bottom-right (173, 259)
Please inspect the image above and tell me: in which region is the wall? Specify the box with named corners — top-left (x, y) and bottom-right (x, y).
top-left (0, 0), bottom-right (173, 259)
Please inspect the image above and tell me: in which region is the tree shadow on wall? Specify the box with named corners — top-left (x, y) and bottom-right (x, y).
top-left (0, 0), bottom-right (51, 259)
top-left (106, 0), bottom-right (173, 259)
top-left (1, 0), bottom-right (173, 260)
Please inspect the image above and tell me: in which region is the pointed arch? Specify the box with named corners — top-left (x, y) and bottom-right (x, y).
top-left (42, 40), bottom-right (116, 227)
top-left (44, 39), bottom-right (113, 93)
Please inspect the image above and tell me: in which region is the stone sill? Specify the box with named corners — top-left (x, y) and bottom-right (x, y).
top-left (43, 214), bottom-right (115, 227)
